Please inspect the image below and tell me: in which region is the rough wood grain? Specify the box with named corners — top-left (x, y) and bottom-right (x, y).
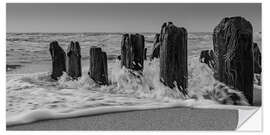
top-left (150, 22), bottom-right (173, 60)
top-left (213, 16), bottom-right (254, 104)
top-left (121, 33), bottom-right (145, 71)
top-left (67, 41), bottom-right (82, 79)
top-left (49, 41), bottom-right (66, 80)
top-left (253, 42), bottom-right (261, 74)
top-left (159, 22), bottom-right (188, 95)
top-left (88, 46), bottom-right (108, 85)
top-left (150, 33), bottom-right (161, 60)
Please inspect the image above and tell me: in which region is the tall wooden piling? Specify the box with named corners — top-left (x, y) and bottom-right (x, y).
top-left (159, 22), bottom-right (188, 95)
top-left (121, 33), bottom-right (145, 71)
top-left (49, 41), bottom-right (66, 80)
top-left (67, 41), bottom-right (82, 79)
top-left (88, 46), bottom-right (108, 85)
top-left (160, 22), bottom-right (169, 41)
top-left (213, 16), bottom-right (254, 104)
top-left (150, 33), bottom-right (161, 60)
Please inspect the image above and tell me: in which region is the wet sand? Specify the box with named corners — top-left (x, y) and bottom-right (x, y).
top-left (7, 107), bottom-right (238, 130)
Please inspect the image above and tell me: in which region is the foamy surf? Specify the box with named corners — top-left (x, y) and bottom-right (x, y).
top-left (7, 56), bottom-right (254, 126)
top-left (7, 99), bottom-right (258, 126)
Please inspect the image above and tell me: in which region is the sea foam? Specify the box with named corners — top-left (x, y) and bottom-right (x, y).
top-left (7, 56), bottom-right (254, 126)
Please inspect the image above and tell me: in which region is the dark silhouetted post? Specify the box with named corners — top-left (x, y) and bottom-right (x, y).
top-left (213, 16), bottom-right (253, 104)
top-left (121, 33), bottom-right (145, 71)
top-left (159, 22), bottom-right (188, 95)
top-left (49, 41), bottom-right (66, 80)
top-left (88, 46), bottom-right (108, 85)
top-left (67, 41), bottom-right (82, 79)
top-left (150, 33), bottom-right (161, 60)
top-left (144, 48), bottom-right (147, 60)
top-left (150, 22), bottom-right (173, 60)
top-left (253, 42), bottom-right (261, 74)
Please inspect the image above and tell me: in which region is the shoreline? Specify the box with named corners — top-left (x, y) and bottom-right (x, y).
top-left (7, 107), bottom-right (239, 130)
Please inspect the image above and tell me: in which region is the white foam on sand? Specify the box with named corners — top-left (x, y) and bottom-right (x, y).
top-left (6, 56), bottom-right (258, 126)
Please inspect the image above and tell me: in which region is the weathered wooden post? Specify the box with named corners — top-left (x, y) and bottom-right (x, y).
top-left (121, 33), bottom-right (145, 71)
top-left (159, 22), bottom-right (188, 95)
top-left (67, 41), bottom-right (82, 79)
top-left (253, 42), bottom-right (261, 74)
top-left (160, 23), bottom-right (166, 40)
top-left (213, 16), bottom-right (254, 104)
top-left (150, 33), bottom-right (161, 60)
top-left (49, 41), bottom-right (66, 80)
top-left (144, 48), bottom-right (147, 60)
top-left (88, 46), bottom-right (108, 85)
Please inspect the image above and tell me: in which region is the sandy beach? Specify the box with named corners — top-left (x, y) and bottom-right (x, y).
top-left (7, 107), bottom-right (238, 131)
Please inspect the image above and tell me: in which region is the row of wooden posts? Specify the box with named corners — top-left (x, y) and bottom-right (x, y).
top-left (49, 16), bottom-right (255, 105)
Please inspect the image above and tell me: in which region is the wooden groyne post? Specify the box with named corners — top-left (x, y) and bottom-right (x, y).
top-left (159, 22), bottom-right (188, 95)
top-left (213, 16), bottom-right (254, 104)
top-left (67, 41), bottom-right (82, 79)
top-left (150, 22), bottom-right (174, 60)
top-left (253, 42), bottom-right (261, 74)
top-left (144, 48), bottom-right (147, 60)
top-left (49, 41), bottom-right (66, 80)
top-left (121, 33), bottom-right (145, 71)
top-left (88, 46), bottom-right (108, 85)
top-left (150, 33), bottom-right (160, 60)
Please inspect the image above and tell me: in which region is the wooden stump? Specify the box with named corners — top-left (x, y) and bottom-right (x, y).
top-left (213, 16), bottom-right (254, 104)
top-left (159, 22), bottom-right (188, 95)
top-left (49, 41), bottom-right (66, 80)
top-left (144, 48), bottom-right (147, 60)
top-left (154, 33), bottom-right (160, 43)
top-left (253, 42), bottom-right (261, 74)
top-left (121, 33), bottom-right (145, 71)
top-left (88, 46), bottom-right (108, 85)
top-left (67, 41), bottom-right (82, 79)
top-left (150, 22), bottom-right (173, 60)
top-left (150, 33), bottom-right (161, 60)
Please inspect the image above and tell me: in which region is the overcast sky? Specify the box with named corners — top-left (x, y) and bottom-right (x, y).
top-left (7, 3), bottom-right (261, 33)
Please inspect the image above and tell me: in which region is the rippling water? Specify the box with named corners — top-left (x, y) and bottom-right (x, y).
top-left (6, 33), bottom-right (213, 66)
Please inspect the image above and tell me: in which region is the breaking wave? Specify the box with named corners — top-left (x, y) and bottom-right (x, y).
top-left (6, 56), bottom-right (253, 126)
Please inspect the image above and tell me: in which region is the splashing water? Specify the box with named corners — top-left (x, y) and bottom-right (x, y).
top-left (7, 56), bottom-right (252, 126)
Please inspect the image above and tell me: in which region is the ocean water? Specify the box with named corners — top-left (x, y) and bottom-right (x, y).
top-left (6, 32), bottom-right (262, 126)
